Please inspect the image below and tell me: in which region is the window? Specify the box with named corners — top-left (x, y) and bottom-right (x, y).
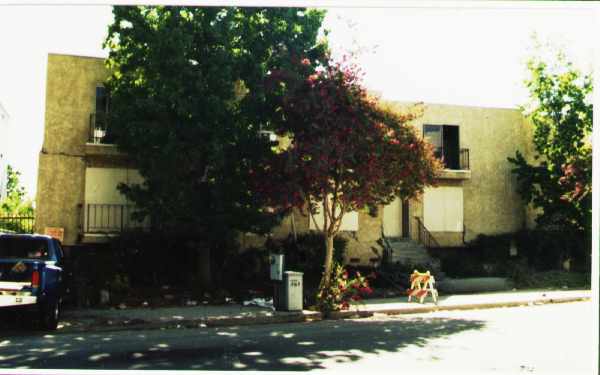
top-left (423, 187), bottom-right (463, 232)
top-left (95, 86), bottom-right (109, 113)
top-left (308, 201), bottom-right (359, 232)
top-left (423, 124), bottom-right (460, 169)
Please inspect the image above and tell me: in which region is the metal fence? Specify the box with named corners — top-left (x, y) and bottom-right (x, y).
top-left (0, 216), bottom-right (35, 234)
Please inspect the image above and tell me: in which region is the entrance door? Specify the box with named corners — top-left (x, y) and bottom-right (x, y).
top-left (383, 197), bottom-right (402, 238)
top-left (402, 199), bottom-right (409, 238)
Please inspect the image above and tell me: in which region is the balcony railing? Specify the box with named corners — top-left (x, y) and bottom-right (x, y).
top-left (459, 148), bottom-right (469, 170)
top-left (88, 112), bottom-right (115, 144)
top-left (82, 204), bottom-right (148, 234)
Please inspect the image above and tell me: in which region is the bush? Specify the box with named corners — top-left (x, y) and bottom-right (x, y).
top-left (220, 247), bottom-right (272, 299)
top-left (316, 262), bottom-right (373, 314)
top-left (514, 229), bottom-right (590, 272)
top-left (428, 247), bottom-right (490, 277)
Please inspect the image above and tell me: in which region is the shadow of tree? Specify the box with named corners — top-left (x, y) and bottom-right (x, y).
top-left (0, 315), bottom-right (486, 371)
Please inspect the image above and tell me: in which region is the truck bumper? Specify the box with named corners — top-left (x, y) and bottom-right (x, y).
top-left (0, 294), bottom-right (37, 308)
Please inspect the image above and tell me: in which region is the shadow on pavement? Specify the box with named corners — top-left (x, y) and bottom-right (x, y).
top-left (0, 315), bottom-right (486, 371)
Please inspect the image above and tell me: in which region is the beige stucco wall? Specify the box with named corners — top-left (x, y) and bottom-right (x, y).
top-left (381, 102), bottom-right (532, 246)
top-left (35, 53), bottom-right (536, 257)
top-left (35, 54), bottom-right (110, 245)
top-left (243, 102), bottom-right (534, 259)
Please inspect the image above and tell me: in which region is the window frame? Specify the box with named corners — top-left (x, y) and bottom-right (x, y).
top-left (423, 124), bottom-right (460, 170)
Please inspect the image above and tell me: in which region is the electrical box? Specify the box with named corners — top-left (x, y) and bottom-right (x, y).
top-left (269, 254), bottom-right (284, 281)
top-left (282, 271), bottom-right (303, 311)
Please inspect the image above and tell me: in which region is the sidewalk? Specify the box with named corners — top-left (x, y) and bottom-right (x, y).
top-left (58, 289), bottom-right (591, 334)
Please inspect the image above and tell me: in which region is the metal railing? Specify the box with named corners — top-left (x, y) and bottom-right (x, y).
top-left (0, 216), bottom-right (35, 234)
top-left (88, 112), bottom-right (115, 144)
top-left (83, 204), bottom-right (148, 234)
top-left (414, 216), bottom-right (440, 249)
top-left (459, 148), bottom-right (470, 170)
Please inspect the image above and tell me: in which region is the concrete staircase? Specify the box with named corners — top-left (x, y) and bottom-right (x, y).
top-left (384, 238), bottom-right (445, 279)
top-left (386, 238), bottom-right (430, 264)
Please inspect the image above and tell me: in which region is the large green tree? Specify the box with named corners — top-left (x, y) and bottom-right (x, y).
top-left (508, 52), bottom-right (592, 234)
top-left (104, 6), bottom-right (327, 288)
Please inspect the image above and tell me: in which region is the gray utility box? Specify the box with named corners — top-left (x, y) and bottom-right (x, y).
top-left (275, 271), bottom-right (303, 311)
top-left (269, 254), bottom-right (284, 281)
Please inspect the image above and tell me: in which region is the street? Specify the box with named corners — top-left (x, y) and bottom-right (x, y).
top-left (0, 302), bottom-right (594, 373)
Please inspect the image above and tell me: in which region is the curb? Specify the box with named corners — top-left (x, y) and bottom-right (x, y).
top-left (58, 310), bottom-right (323, 335)
top-left (57, 296), bottom-right (589, 334)
top-left (345, 296), bottom-right (591, 317)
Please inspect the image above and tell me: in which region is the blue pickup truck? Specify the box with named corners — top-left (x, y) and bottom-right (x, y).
top-left (0, 233), bottom-right (64, 330)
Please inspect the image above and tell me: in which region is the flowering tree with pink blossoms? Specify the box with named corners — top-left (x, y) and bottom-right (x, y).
top-left (253, 57), bottom-right (441, 303)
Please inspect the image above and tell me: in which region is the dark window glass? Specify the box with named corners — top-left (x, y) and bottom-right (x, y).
top-left (96, 86), bottom-right (108, 113)
top-left (424, 124), bottom-right (460, 169)
top-left (423, 125), bottom-right (442, 160)
top-left (0, 237), bottom-right (49, 259)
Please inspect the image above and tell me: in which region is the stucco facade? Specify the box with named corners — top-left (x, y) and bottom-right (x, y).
top-left (262, 102), bottom-right (536, 264)
top-left (35, 54), bottom-right (136, 246)
top-left (36, 53), bottom-right (536, 265)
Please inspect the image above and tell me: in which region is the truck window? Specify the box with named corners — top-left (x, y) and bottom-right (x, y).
top-left (0, 237), bottom-right (50, 259)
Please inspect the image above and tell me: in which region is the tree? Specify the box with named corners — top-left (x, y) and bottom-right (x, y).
top-left (0, 165), bottom-right (34, 217)
top-left (508, 52), bottom-right (592, 235)
top-left (104, 6), bottom-right (327, 289)
top-left (253, 57), bottom-right (442, 299)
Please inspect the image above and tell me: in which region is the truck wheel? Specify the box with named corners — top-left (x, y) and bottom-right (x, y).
top-left (39, 299), bottom-right (60, 331)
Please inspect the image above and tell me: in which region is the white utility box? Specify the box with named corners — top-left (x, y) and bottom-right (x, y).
top-left (269, 254), bottom-right (284, 281)
top-left (282, 271), bottom-right (303, 311)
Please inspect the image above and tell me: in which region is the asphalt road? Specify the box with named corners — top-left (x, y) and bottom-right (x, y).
top-left (0, 302), bottom-right (594, 373)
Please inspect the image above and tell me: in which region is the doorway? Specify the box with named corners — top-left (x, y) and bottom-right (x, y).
top-left (383, 198), bottom-right (410, 239)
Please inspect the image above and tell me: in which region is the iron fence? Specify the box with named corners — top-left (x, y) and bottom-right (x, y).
top-left (0, 216), bottom-right (35, 234)
top-left (460, 148), bottom-right (470, 170)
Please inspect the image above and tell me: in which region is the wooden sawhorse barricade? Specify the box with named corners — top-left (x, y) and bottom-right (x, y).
top-left (406, 270), bottom-right (438, 304)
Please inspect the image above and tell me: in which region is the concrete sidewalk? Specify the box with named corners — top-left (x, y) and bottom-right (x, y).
top-left (58, 289), bottom-right (591, 334)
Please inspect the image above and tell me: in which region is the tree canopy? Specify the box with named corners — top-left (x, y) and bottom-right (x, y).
top-left (508, 52), bottom-right (592, 234)
top-left (0, 165), bottom-right (34, 217)
top-left (104, 6), bottom-right (327, 241)
top-left (253, 57), bottom-right (441, 296)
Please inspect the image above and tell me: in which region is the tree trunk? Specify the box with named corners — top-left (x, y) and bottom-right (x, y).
top-left (196, 247), bottom-right (213, 291)
top-left (321, 234), bottom-right (335, 289)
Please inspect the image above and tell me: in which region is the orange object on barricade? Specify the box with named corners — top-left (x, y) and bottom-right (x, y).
top-left (406, 270), bottom-right (438, 304)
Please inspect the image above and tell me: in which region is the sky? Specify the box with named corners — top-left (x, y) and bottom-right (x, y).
top-left (0, 3), bottom-right (597, 199)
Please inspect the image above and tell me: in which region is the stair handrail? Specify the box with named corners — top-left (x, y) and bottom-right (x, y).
top-left (380, 225), bottom-right (395, 265)
top-left (413, 216), bottom-right (440, 248)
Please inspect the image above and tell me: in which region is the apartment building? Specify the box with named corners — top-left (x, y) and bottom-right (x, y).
top-left (36, 53), bottom-right (535, 265)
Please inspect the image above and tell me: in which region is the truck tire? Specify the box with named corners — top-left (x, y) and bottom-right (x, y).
top-left (39, 299), bottom-right (60, 331)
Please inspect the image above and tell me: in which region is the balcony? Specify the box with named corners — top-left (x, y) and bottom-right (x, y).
top-left (85, 112), bottom-right (126, 158)
top-left (79, 203), bottom-right (149, 242)
top-left (438, 148), bottom-right (471, 180)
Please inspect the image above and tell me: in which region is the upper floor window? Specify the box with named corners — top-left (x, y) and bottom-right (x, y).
top-left (95, 86), bottom-right (109, 113)
top-left (423, 124), bottom-right (461, 170)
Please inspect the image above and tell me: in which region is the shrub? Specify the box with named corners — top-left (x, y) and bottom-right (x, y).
top-left (514, 229), bottom-right (590, 272)
top-left (220, 247), bottom-right (272, 297)
top-left (316, 262), bottom-right (373, 313)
